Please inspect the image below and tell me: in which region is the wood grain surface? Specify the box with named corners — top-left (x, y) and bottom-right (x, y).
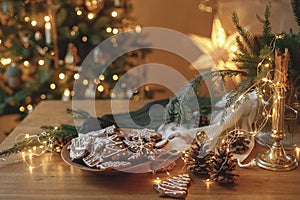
top-left (0, 100), bottom-right (299, 200)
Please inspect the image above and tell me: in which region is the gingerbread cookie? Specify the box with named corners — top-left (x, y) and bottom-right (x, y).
top-left (68, 126), bottom-right (172, 171)
top-left (97, 161), bottom-right (132, 171)
top-left (68, 135), bottom-right (95, 160)
top-left (154, 174), bottom-right (191, 199)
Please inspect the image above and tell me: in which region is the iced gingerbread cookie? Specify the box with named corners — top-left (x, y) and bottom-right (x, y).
top-left (154, 174), bottom-right (191, 199)
top-left (68, 135), bottom-right (95, 160)
top-left (97, 161), bottom-right (132, 171)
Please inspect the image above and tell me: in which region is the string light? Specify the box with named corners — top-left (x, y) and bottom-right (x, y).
top-left (64, 88), bottom-right (70, 96)
top-left (38, 59), bottom-right (45, 66)
top-left (82, 36), bottom-right (88, 42)
top-left (50, 83), bottom-right (56, 90)
top-left (112, 28), bottom-right (119, 34)
top-left (23, 60), bottom-right (30, 67)
top-left (82, 79), bottom-right (89, 85)
top-left (135, 25), bottom-right (142, 33)
top-left (70, 31), bottom-right (76, 36)
top-left (24, 16), bottom-right (30, 22)
top-left (58, 73), bottom-right (65, 80)
top-left (40, 94), bottom-right (46, 100)
top-left (153, 177), bottom-right (161, 184)
top-left (75, 7), bottom-right (83, 16)
top-left (19, 106), bottom-right (25, 112)
top-left (230, 45), bottom-right (238, 52)
top-left (111, 11), bottom-right (118, 17)
top-left (87, 13), bottom-right (95, 20)
top-left (97, 85), bottom-right (104, 92)
top-left (72, 26), bottom-right (79, 31)
top-left (74, 73), bottom-right (80, 80)
top-left (31, 20), bottom-right (37, 26)
top-left (112, 74), bottom-right (119, 81)
top-left (45, 23), bottom-right (51, 30)
top-left (0, 58), bottom-right (12, 65)
top-left (99, 74), bottom-right (105, 81)
top-left (27, 104), bottom-right (33, 111)
top-left (106, 27), bottom-right (112, 33)
top-left (44, 16), bottom-right (50, 22)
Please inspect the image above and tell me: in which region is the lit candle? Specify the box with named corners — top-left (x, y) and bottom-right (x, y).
top-left (114, 0), bottom-right (120, 6)
top-left (296, 147), bottom-right (300, 160)
top-left (62, 88), bottom-right (70, 101)
top-left (44, 16), bottom-right (51, 45)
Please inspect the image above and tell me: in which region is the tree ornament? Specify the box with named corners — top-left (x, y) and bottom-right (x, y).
top-left (85, 0), bottom-right (104, 14)
top-left (190, 16), bottom-right (238, 70)
top-left (208, 146), bottom-right (239, 184)
top-left (5, 63), bottom-right (22, 90)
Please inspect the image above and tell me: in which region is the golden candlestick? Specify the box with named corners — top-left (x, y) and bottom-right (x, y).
top-left (256, 49), bottom-right (298, 171)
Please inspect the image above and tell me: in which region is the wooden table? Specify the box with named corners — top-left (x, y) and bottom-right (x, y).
top-left (0, 100), bottom-right (300, 200)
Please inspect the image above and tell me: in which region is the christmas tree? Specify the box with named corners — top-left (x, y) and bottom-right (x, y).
top-left (0, 0), bottom-right (147, 116)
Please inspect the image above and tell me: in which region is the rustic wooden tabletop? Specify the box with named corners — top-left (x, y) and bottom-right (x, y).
top-left (0, 100), bottom-right (299, 200)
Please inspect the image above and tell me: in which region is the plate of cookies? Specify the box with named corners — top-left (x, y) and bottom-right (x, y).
top-left (61, 125), bottom-right (178, 174)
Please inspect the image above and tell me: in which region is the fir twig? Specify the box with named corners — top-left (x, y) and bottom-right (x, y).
top-left (165, 70), bottom-right (246, 125)
top-left (256, 2), bottom-right (273, 45)
top-left (0, 125), bottom-right (78, 159)
top-left (291, 0), bottom-right (300, 27)
top-left (232, 12), bottom-right (257, 55)
top-left (66, 108), bottom-right (92, 119)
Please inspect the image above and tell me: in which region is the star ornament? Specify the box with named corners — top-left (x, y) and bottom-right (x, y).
top-left (190, 17), bottom-right (238, 70)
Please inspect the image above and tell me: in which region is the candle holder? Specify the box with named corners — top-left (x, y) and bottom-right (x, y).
top-left (256, 49), bottom-right (298, 171)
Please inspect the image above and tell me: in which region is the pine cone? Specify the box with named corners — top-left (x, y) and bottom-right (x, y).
top-left (208, 147), bottom-right (239, 184)
top-left (224, 132), bottom-right (251, 154)
top-left (185, 142), bottom-right (214, 176)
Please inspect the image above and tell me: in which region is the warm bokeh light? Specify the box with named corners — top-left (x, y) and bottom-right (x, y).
top-left (58, 73), bottom-right (65, 80)
top-left (82, 79), bottom-right (89, 85)
top-left (112, 28), bottom-right (119, 34)
top-left (50, 83), bottom-right (56, 90)
top-left (97, 85), bottom-right (104, 92)
top-left (106, 27), bottom-right (112, 33)
top-left (44, 16), bottom-right (50, 22)
top-left (99, 74), bottom-right (105, 81)
top-left (38, 59), bottom-right (45, 66)
top-left (31, 20), bottom-right (37, 26)
top-left (19, 106), bottom-right (25, 112)
top-left (111, 11), bottom-right (118, 17)
top-left (74, 73), bottom-right (80, 80)
top-left (87, 13), bottom-right (95, 20)
top-left (112, 74), bottom-right (119, 81)
top-left (23, 60), bottom-right (30, 67)
top-left (82, 36), bottom-right (88, 42)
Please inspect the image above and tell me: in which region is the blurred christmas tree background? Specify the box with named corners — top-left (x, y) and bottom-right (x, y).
top-left (0, 0), bottom-right (149, 117)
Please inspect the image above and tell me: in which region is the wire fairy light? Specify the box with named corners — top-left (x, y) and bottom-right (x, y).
top-left (228, 34), bottom-right (291, 140)
top-left (0, 124), bottom-right (74, 172)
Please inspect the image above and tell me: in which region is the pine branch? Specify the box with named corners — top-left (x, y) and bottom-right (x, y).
top-left (165, 70), bottom-right (246, 125)
top-left (66, 108), bottom-right (92, 119)
top-left (256, 2), bottom-right (273, 45)
top-left (291, 0), bottom-right (300, 27)
top-left (232, 12), bottom-right (257, 56)
top-left (0, 125), bottom-right (78, 159)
